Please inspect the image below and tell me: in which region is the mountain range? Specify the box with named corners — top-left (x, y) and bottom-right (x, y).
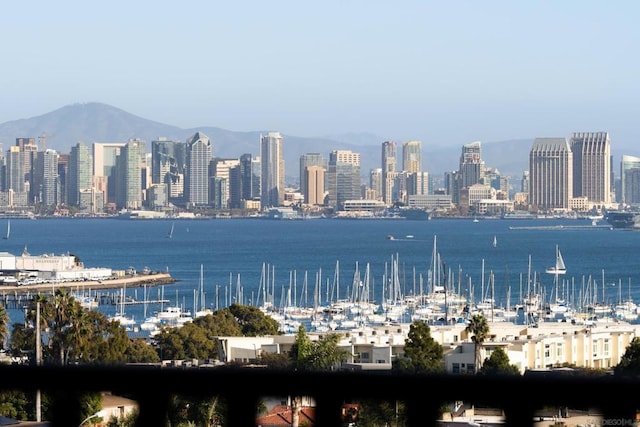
top-left (0, 102), bottom-right (557, 181)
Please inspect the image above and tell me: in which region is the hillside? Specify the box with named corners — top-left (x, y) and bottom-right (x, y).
top-left (0, 102), bottom-right (533, 180)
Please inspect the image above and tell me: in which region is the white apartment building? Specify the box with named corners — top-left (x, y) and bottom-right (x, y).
top-left (214, 321), bottom-right (640, 375)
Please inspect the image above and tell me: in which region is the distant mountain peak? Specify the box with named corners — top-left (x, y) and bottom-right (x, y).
top-left (0, 103), bottom-right (532, 178)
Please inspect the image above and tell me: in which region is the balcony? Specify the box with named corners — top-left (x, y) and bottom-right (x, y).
top-left (1, 364), bottom-right (637, 426)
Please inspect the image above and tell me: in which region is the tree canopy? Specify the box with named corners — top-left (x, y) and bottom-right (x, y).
top-left (480, 347), bottom-right (520, 376)
top-left (393, 320), bottom-right (444, 374)
top-left (615, 337), bottom-right (640, 377)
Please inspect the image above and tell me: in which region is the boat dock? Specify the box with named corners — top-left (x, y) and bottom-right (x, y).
top-left (0, 273), bottom-right (175, 309)
top-left (509, 224), bottom-right (611, 230)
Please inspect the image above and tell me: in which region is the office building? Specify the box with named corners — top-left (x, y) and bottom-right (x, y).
top-left (304, 165), bottom-right (325, 206)
top-left (115, 139), bottom-right (142, 210)
top-left (459, 141), bottom-right (483, 190)
top-left (381, 141), bottom-right (397, 205)
top-left (621, 155), bottom-right (640, 205)
top-left (260, 132), bottom-right (285, 209)
top-left (402, 140), bottom-right (422, 174)
top-left (32, 149), bottom-right (60, 206)
top-left (185, 132), bottom-right (212, 207)
top-left (620, 154), bottom-right (640, 205)
top-left (67, 142), bottom-right (93, 206)
top-left (369, 168), bottom-right (382, 201)
top-left (299, 153), bottom-right (327, 197)
top-left (5, 146), bottom-right (25, 194)
top-left (93, 142), bottom-right (126, 206)
top-left (151, 138), bottom-right (185, 199)
top-left (570, 132), bottom-right (611, 206)
top-left (327, 150), bottom-right (361, 210)
top-left (529, 138), bottom-right (573, 210)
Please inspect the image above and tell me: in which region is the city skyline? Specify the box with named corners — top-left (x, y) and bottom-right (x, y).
top-left (2, 2), bottom-right (640, 151)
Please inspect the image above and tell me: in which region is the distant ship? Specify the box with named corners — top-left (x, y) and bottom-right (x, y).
top-left (605, 211), bottom-right (640, 230)
top-left (387, 207), bottom-right (431, 220)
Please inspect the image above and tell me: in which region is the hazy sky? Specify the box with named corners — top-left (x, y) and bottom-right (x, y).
top-left (3, 1), bottom-right (639, 148)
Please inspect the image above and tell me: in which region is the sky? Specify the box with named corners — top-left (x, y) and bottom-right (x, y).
top-left (2, 1), bottom-right (640, 149)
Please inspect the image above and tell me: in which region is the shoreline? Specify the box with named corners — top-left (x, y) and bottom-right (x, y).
top-left (0, 273), bottom-right (176, 295)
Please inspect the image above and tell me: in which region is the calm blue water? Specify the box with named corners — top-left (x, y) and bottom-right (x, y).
top-left (2, 217), bottom-right (639, 329)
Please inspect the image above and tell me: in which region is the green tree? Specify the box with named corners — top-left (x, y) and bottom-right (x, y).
top-left (192, 310), bottom-right (242, 336)
top-left (480, 347), bottom-right (520, 376)
top-left (356, 400), bottom-right (406, 427)
top-left (289, 324), bottom-right (348, 371)
top-left (465, 314), bottom-right (490, 373)
top-left (0, 390), bottom-right (32, 421)
top-left (615, 337), bottom-right (640, 377)
top-left (393, 320), bottom-right (444, 373)
top-left (227, 303), bottom-right (280, 336)
top-left (287, 325), bottom-right (349, 427)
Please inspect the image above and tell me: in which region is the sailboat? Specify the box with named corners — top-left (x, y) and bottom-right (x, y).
top-left (195, 264), bottom-right (213, 318)
top-left (492, 235), bottom-right (497, 248)
top-left (545, 245), bottom-right (566, 275)
top-left (166, 222), bottom-right (175, 239)
top-left (546, 245), bottom-right (570, 317)
top-left (108, 286), bottom-right (137, 328)
top-left (2, 220), bottom-right (10, 239)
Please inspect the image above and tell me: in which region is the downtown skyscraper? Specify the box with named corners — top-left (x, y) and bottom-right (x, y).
top-left (185, 132), bottom-right (212, 208)
top-left (569, 132), bottom-right (611, 206)
top-left (529, 138), bottom-right (573, 210)
top-left (381, 141), bottom-right (398, 205)
top-left (260, 132), bottom-right (285, 209)
top-left (327, 149), bottom-right (360, 210)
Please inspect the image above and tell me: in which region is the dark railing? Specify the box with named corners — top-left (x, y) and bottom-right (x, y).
top-left (2, 364), bottom-right (637, 426)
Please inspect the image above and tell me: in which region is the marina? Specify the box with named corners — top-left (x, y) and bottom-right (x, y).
top-left (1, 217), bottom-right (639, 336)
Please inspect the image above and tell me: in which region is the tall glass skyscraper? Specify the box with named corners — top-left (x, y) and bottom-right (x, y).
top-left (621, 154), bottom-right (640, 205)
top-left (185, 132), bottom-right (212, 207)
top-left (459, 141), bottom-right (483, 189)
top-left (152, 138), bottom-right (185, 199)
top-left (327, 149), bottom-right (360, 210)
top-left (381, 141), bottom-right (397, 205)
top-left (115, 139), bottom-right (142, 210)
top-left (299, 153), bottom-right (327, 200)
top-left (93, 142), bottom-right (126, 205)
top-left (68, 142), bottom-right (93, 206)
top-left (402, 140), bottom-right (422, 174)
top-left (260, 132), bottom-right (285, 209)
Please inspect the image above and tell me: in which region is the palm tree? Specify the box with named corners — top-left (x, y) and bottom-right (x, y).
top-left (0, 303), bottom-right (8, 349)
top-left (465, 314), bottom-right (490, 373)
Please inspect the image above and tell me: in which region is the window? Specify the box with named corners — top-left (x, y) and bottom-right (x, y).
top-left (557, 343), bottom-right (563, 358)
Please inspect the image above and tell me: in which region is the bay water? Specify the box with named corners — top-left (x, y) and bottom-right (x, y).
top-left (2, 217), bottom-right (639, 330)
